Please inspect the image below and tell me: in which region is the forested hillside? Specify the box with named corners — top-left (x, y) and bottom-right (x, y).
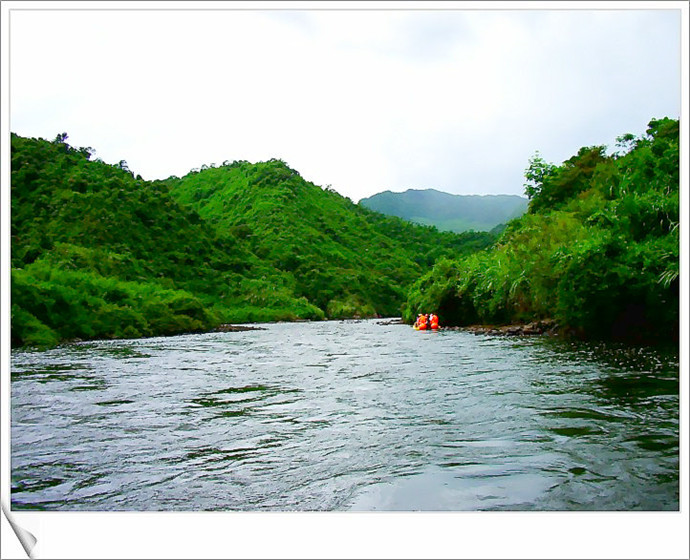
top-left (403, 118), bottom-right (679, 344)
top-left (10, 133), bottom-right (495, 348)
top-left (165, 160), bottom-right (494, 317)
top-left (359, 189), bottom-right (528, 232)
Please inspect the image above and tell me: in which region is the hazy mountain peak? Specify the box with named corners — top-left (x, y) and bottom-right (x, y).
top-left (359, 188), bottom-right (528, 232)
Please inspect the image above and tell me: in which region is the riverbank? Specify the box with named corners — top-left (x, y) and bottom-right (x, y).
top-left (446, 319), bottom-right (559, 337)
top-left (213, 324), bottom-right (268, 332)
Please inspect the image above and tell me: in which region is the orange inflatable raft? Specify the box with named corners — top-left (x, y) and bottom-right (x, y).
top-left (414, 314), bottom-right (439, 330)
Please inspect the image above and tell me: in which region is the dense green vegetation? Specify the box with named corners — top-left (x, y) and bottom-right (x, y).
top-left (359, 189), bottom-right (528, 232)
top-left (166, 161), bottom-right (494, 318)
top-left (403, 118), bottom-right (679, 344)
top-left (11, 133), bottom-right (495, 348)
top-left (15, 117), bottom-right (675, 349)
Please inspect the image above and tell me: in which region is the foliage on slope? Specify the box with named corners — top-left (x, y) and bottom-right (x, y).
top-left (11, 133), bottom-right (494, 348)
top-left (403, 118), bottom-right (679, 343)
top-left (10, 134), bottom-right (323, 348)
top-left (166, 160), bottom-right (495, 318)
top-left (359, 189), bottom-right (528, 232)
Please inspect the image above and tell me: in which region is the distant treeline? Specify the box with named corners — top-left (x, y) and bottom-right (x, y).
top-left (403, 118), bottom-right (679, 344)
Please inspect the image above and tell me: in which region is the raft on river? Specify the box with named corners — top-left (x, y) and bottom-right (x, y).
top-left (413, 313), bottom-right (439, 331)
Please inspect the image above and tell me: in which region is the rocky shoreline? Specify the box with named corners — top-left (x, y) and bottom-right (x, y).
top-left (214, 318), bottom-right (559, 337)
top-left (377, 318), bottom-right (406, 326)
top-left (443, 319), bottom-right (559, 337)
top-left (213, 324), bottom-right (268, 332)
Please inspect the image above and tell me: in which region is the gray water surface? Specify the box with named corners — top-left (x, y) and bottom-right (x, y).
top-left (11, 319), bottom-right (679, 511)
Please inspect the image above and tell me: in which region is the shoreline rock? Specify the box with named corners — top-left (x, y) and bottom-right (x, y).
top-left (377, 318), bottom-right (405, 326)
top-left (445, 319), bottom-right (559, 337)
top-left (213, 324), bottom-right (268, 332)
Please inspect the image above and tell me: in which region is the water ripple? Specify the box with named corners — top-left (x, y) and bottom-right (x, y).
top-left (11, 320), bottom-right (679, 511)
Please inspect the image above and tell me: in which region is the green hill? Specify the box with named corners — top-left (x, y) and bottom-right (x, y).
top-left (358, 189), bottom-right (528, 232)
top-left (165, 160), bottom-right (495, 318)
top-left (10, 133), bottom-right (323, 348)
top-left (10, 133), bottom-right (496, 348)
top-left (403, 118), bottom-right (679, 344)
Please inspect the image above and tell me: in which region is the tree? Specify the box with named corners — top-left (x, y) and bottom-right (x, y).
top-left (614, 133), bottom-right (637, 157)
top-left (523, 151), bottom-right (556, 201)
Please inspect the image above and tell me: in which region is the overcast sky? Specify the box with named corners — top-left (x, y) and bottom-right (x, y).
top-left (6, 2), bottom-right (683, 201)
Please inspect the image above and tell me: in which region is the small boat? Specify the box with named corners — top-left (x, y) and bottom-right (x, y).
top-left (414, 314), bottom-right (439, 331)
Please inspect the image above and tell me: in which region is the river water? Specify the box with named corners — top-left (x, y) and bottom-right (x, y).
top-left (10, 319), bottom-right (679, 511)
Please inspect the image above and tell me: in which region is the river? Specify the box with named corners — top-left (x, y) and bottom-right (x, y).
top-left (10, 319), bottom-right (679, 511)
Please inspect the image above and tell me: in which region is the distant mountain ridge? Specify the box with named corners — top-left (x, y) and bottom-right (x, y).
top-left (359, 188), bottom-right (528, 232)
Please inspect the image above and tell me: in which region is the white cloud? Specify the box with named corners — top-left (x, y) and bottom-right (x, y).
top-left (8, 4), bottom-right (683, 201)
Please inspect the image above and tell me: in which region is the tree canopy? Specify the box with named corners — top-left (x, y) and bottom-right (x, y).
top-left (403, 117), bottom-right (679, 344)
